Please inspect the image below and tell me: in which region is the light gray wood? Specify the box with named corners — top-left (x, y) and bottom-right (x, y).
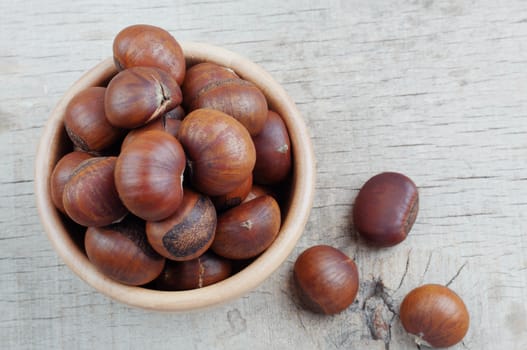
top-left (1, 0), bottom-right (526, 348)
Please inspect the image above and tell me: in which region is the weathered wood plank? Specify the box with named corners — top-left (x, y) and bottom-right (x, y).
top-left (1, 0), bottom-right (527, 349)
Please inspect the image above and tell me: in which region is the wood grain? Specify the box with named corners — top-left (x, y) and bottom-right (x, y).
top-left (1, 0), bottom-right (527, 348)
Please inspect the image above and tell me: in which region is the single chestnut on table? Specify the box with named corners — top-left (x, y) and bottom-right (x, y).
top-left (177, 108), bottom-right (256, 196)
top-left (62, 156), bottom-right (128, 227)
top-left (50, 151), bottom-right (92, 213)
top-left (153, 251), bottom-right (232, 291)
top-left (113, 24), bottom-right (186, 85)
top-left (353, 172), bottom-right (419, 247)
top-left (64, 86), bottom-right (123, 153)
top-left (399, 284), bottom-right (469, 348)
top-left (85, 215), bottom-right (165, 286)
top-left (146, 188), bottom-right (216, 261)
top-left (115, 130), bottom-right (186, 221)
top-left (105, 66), bottom-right (182, 129)
top-left (212, 195), bottom-right (281, 260)
top-left (252, 110), bottom-right (292, 185)
top-left (293, 245), bottom-right (359, 315)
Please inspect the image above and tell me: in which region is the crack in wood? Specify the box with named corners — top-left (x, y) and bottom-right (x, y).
top-left (446, 262), bottom-right (468, 287)
top-left (395, 250), bottom-right (411, 292)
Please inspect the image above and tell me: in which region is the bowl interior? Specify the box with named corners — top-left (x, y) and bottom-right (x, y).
top-left (35, 42), bottom-right (315, 311)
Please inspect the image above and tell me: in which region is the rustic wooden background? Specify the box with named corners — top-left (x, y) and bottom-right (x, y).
top-left (1, 0), bottom-right (526, 349)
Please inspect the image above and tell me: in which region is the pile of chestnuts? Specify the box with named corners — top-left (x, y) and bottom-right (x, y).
top-left (293, 172), bottom-right (470, 348)
top-left (51, 24), bottom-right (292, 291)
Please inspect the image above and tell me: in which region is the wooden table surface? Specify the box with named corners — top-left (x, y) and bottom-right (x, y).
top-left (2, 1), bottom-right (526, 349)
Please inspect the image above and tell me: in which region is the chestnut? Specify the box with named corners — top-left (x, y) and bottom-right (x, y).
top-left (115, 130), bottom-right (186, 221)
top-left (50, 151), bottom-right (92, 213)
top-left (252, 110), bottom-right (292, 184)
top-left (63, 157), bottom-right (128, 227)
top-left (120, 106), bottom-right (184, 150)
top-left (153, 251), bottom-right (232, 291)
top-left (182, 62), bottom-right (238, 110)
top-left (177, 108), bottom-right (256, 196)
top-left (105, 66), bottom-right (182, 129)
top-left (399, 284), bottom-right (469, 348)
top-left (211, 173), bottom-right (253, 212)
top-left (113, 24), bottom-right (186, 85)
top-left (293, 245), bottom-right (359, 315)
top-left (146, 188), bottom-right (216, 261)
top-left (211, 195), bottom-right (281, 260)
top-left (85, 215), bottom-right (165, 286)
top-left (189, 78), bottom-right (268, 136)
top-left (353, 172), bottom-right (419, 247)
top-left (64, 87), bottom-right (123, 152)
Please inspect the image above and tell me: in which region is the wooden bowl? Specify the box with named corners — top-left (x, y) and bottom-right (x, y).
top-left (35, 42), bottom-right (315, 311)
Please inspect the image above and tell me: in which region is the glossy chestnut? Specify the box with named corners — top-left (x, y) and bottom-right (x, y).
top-left (64, 87), bottom-right (123, 152)
top-left (62, 157), bottom-right (128, 227)
top-left (353, 172), bottom-right (419, 247)
top-left (212, 195), bottom-right (281, 260)
top-left (399, 284), bottom-right (470, 348)
top-left (113, 24), bottom-right (186, 85)
top-left (120, 106), bottom-right (184, 150)
top-left (182, 62), bottom-right (238, 110)
top-left (146, 188), bottom-right (216, 261)
top-left (50, 151), bottom-right (92, 213)
top-left (189, 78), bottom-right (268, 136)
top-left (115, 130), bottom-right (186, 221)
top-left (85, 215), bottom-right (165, 286)
top-left (105, 66), bottom-right (182, 129)
top-left (153, 251), bottom-right (232, 291)
top-left (252, 110), bottom-right (292, 184)
top-left (293, 245), bottom-right (359, 315)
top-left (177, 108), bottom-right (256, 196)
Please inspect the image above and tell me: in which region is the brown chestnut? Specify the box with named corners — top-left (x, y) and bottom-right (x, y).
top-left (105, 66), bottom-right (182, 129)
top-left (63, 157), bottom-right (128, 227)
top-left (146, 188), bottom-right (216, 261)
top-left (293, 245), bottom-right (359, 315)
top-left (353, 172), bottom-right (418, 247)
top-left (177, 108), bottom-right (256, 196)
top-left (189, 78), bottom-right (268, 136)
top-left (400, 284), bottom-right (470, 348)
top-left (113, 24), bottom-right (186, 85)
top-left (85, 215), bottom-right (165, 286)
top-left (50, 151), bottom-right (92, 213)
top-left (212, 195), bottom-right (280, 260)
top-left (120, 106), bottom-right (184, 150)
top-left (182, 62), bottom-right (238, 109)
top-left (211, 173), bottom-right (253, 212)
top-left (252, 110), bottom-right (292, 184)
top-left (64, 87), bottom-right (123, 152)
top-left (153, 251), bottom-right (232, 291)
top-left (115, 130), bottom-right (186, 221)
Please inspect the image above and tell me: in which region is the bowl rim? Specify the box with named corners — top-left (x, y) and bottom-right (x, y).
top-left (35, 41), bottom-right (316, 311)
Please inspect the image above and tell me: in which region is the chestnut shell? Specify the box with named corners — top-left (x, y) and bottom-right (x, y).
top-left (399, 284), bottom-right (470, 348)
top-left (293, 245), bottom-right (359, 315)
top-left (353, 172), bottom-right (419, 247)
top-left (50, 151), bottom-right (92, 213)
top-left (177, 108), bottom-right (256, 196)
top-left (115, 130), bottom-right (186, 221)
top-left (153, 251), bottom-right (232, 291)
top-left (63, 157), bottom-right (128, 227)
top-left (146, 188), bottom-right (216, 261)
top-left (85, 216), bottom-right (165, 286)
top-left (113, 24), bottom-right (186, 85)
top-left (212, 195), bottom-right (281, 259)
top-left (105, 66), bottom-right (182, 129)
